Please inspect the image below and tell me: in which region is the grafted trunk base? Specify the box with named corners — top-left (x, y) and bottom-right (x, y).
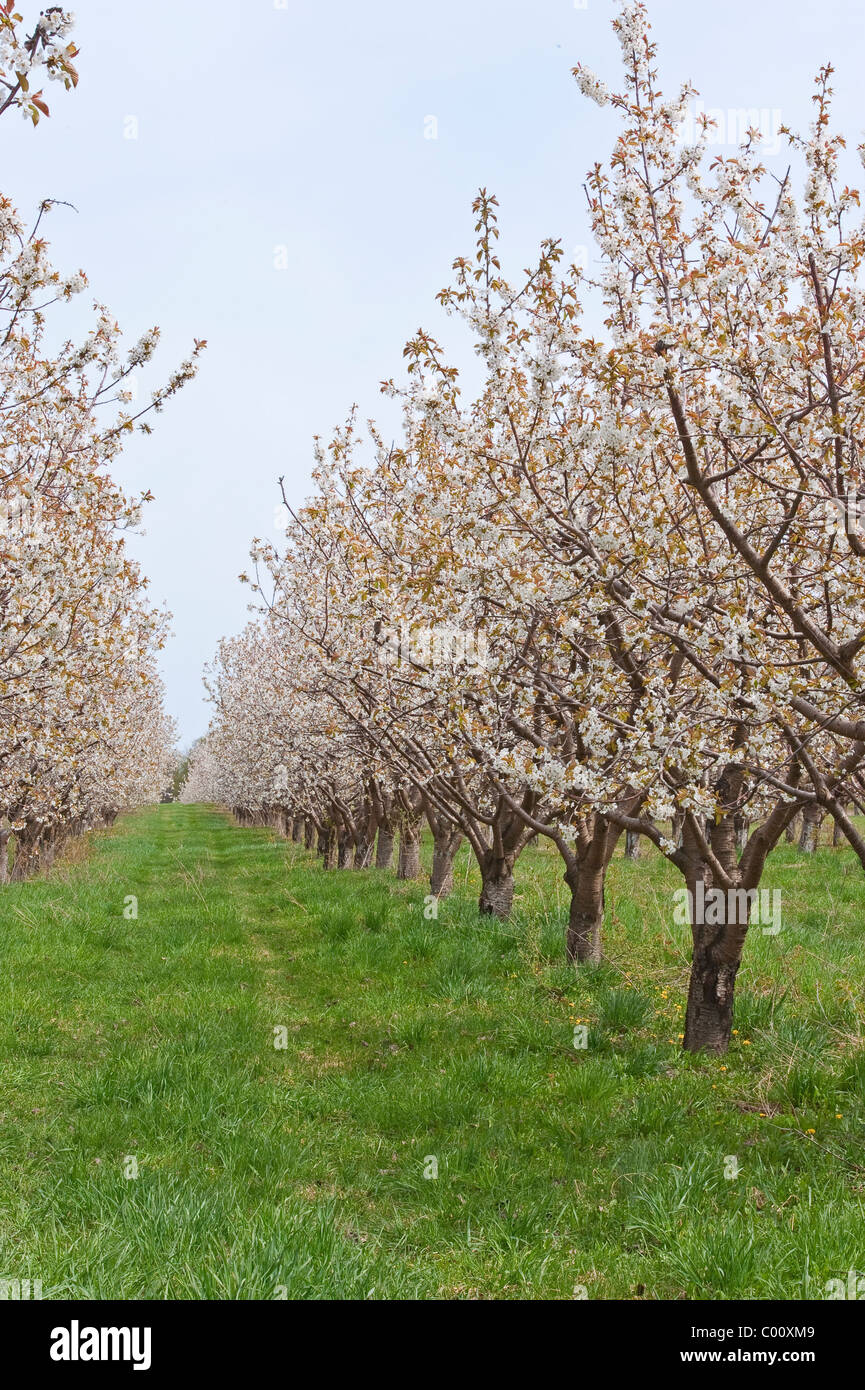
top-left (683, 945), bottom-right (740, 1054)
top-left (375, 827), bottom-right (395, 870)
top-left (566, 905), bottom-right (603, 964)
top-left (478, 860), bottom-right (515, 919)
top-left (397, 827), bottom-right (422, 880)
top-left (799, 805), bottom-right (822, 854)
top-left (430, 832), bottom-right (462, 899)
top-left (317, 827), bottom-right (337, 868)
top-left (11, 825), bottom-right (42, 881)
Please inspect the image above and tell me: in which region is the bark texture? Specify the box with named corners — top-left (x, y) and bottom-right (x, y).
top-left (799, 803), bottom-right (823, 853)
top-left (375, 827), bottom-right (395, 870)
top-left (564, 815), bottom-right (622, 963)
top-left (336, 829), bottom-right (353, 869)
top-left (478, 853), bottom-right (515, 918)
top-left (397, 822), bottom-right (422, 879)
top-left (430, 828), bottom-right (462, 899)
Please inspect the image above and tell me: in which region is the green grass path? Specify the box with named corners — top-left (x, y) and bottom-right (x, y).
top-left (1, 802), bottom-right (863, 1299)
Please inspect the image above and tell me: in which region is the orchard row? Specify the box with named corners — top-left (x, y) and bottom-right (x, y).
top-left (0, 9), bottom-right (200, 880)
top-left (186, 3), bottom-right (865, 1055)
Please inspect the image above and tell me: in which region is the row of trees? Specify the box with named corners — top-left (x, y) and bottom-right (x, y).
top-left (186, 1), bottom-right (865, 1054)
top-left (1, 7), bottom-right (198, 879)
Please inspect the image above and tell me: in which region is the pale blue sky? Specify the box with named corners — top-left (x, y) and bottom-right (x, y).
top-left (5, 0), bottom-right (865, 743)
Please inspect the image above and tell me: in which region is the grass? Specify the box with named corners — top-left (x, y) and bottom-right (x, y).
top-left (0, 801), bottom-right (863, 1300)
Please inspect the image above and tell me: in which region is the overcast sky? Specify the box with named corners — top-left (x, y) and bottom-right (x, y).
top-left (5, 0), bottom-right (865, 743)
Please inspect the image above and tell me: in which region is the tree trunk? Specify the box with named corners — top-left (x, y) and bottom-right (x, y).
top-left (478, 853), bottom-right (515, 918)
top-left (683, 934), bottom-right (741, 1053)
top-left (430, 829), bottom-right (462, 899)
top-left (354, 832), bottom-right (374, 868)
top-left (40, 830), bottom-right (57, 871)
top-left (624, 829), bottom-right (641, 860)
top-left (561, 811), bottom-right (623, 967)
top-left (11, 822), bottom-right (41, 881)
top-left (375, 826), bottom-right (395, 870)
top-left (397, 822), bottom-right (422, 879)
top-left (292, 816), bottom-right (304, 843)
top-left (799, 803), bottom-right (822, 853)
top-left (304, 819), bottom-right (315, 850)
top-left (0, 829), bottom-right (9, 884)
top-left (785, 811), bottom-right (800, 843)
top-left (317, 825), bottom-right (337, 868)
top-left (563, 818), bottom-right (621, 963)
top-left (681, 859), bottom-right (749, 1055)
top-left (565, 870), bottom-right (604, 963)
top-left (680, 766), bottom-right (801, 1054)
